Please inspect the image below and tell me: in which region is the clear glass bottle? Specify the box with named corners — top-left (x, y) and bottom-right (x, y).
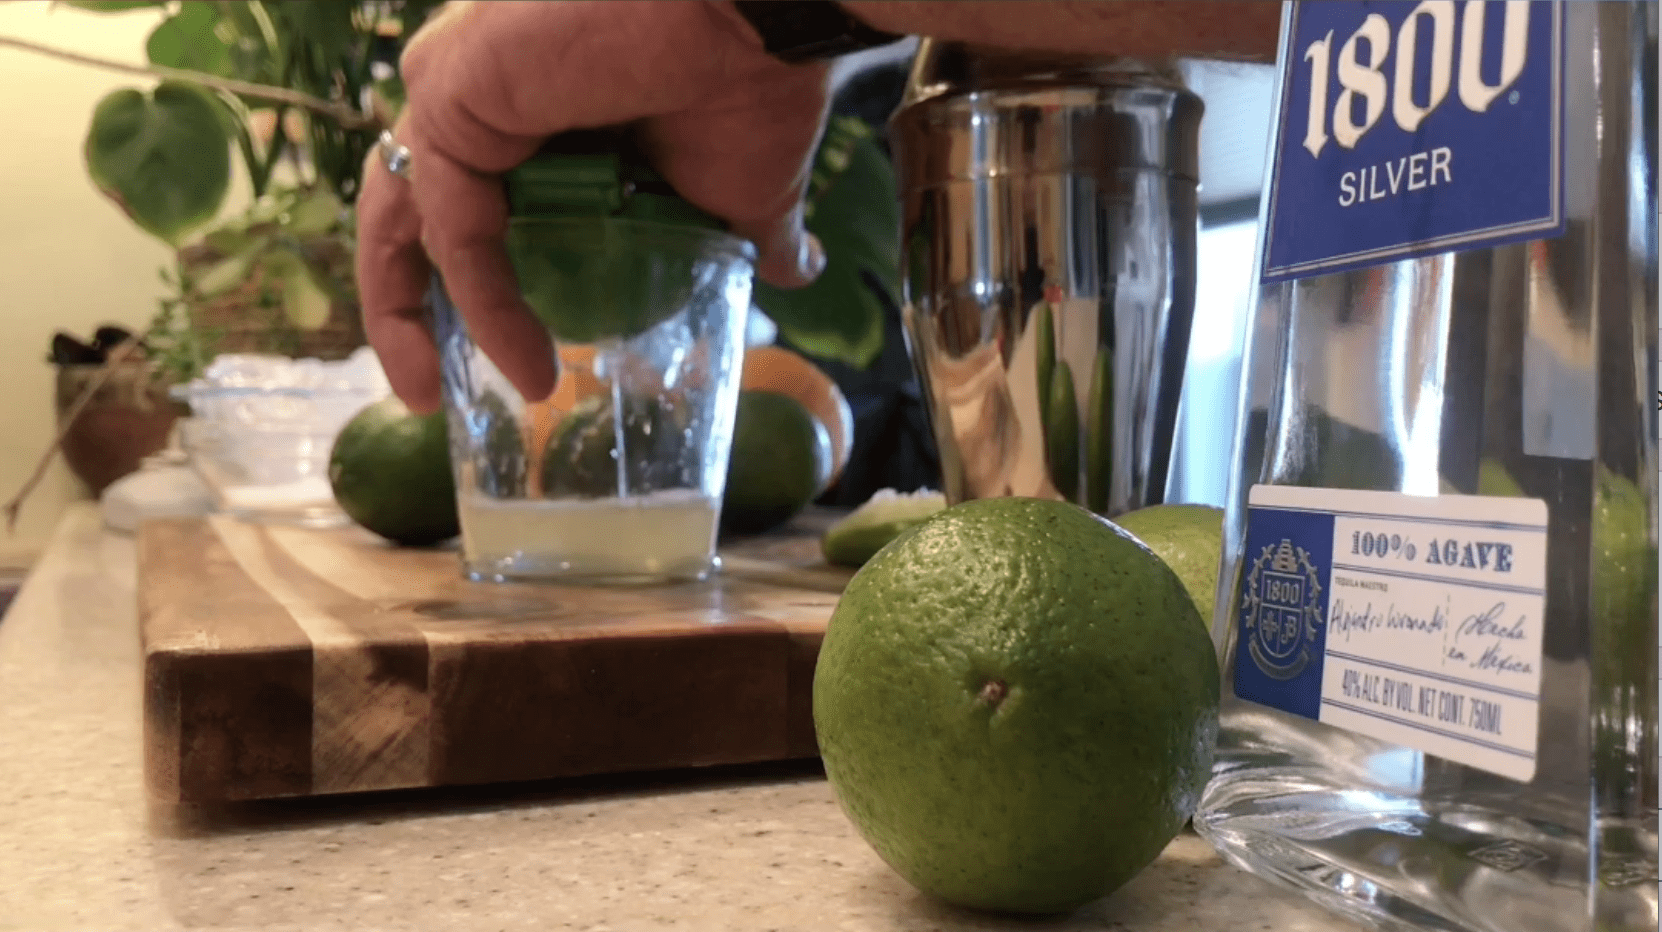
top-left (1194, 4), bottom-right (1658, 932)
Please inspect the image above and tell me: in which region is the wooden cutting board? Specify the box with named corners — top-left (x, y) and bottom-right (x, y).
top-left (138, 511), bottom-right (852, 804)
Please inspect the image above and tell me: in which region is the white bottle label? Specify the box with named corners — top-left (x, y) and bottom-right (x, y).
top-left (1234, 484), bottom-right (1547, 782)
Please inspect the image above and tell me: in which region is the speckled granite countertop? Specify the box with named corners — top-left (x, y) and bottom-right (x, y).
top-left (0, 506), bottom-right (1362, 932)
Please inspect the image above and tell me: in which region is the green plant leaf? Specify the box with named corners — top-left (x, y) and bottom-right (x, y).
top-left (205, 86), bottom-right (253, 136)
top-left (145, 2), bottom-right (234, 77)
top-left (751, 116), bottom-right (898, 369)
top-left (194, 235), bottom-right (272, 296)
top-left (59, 1), bottom-right (162, 12)
top-left (202, 225), bottom-right (256, 254)
top-left (760, 226), bottom-right (887, 367)
top-left (214, 1), bottom-right (282, 84)
top-left (281, 187), bottom-right (345, 237)
top-left (239, 187), bottom-right (302, 228)
top-left (84, 82), bottom-right (231, 244)
top-left (262, 249), bottom-right (333, 330)
top-left (273, 0), bottom-right (355, 61)
top-left (283, 267), bottom-right (333, 330)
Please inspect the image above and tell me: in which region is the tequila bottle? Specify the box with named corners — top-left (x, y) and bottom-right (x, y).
top-left (1194, 3), bottom-right (1659, 932)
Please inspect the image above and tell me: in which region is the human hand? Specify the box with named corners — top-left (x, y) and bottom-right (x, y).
top-left (356, 1), bottom-right (832, 413)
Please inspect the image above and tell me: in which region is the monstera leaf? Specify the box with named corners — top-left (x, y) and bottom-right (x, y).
top-left (84, 81), bottom-right (231, 244)
top-left (752, 116), bottom-right (899, 369)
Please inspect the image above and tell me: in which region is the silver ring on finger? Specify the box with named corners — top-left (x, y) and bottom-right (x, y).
top-left (378, 129), bottom-right (413, 179)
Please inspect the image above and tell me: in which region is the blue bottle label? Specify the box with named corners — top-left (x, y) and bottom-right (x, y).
top-left (1235, 485), bottom-right (1549, 782)
top-left (1260, 0), bottom-right (1566, 284)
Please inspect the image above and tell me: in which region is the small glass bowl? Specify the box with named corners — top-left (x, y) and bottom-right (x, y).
top-left (173, 383), bottom-right (385, 527)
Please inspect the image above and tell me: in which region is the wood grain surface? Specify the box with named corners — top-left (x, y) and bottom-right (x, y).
top-left (139, 513), bottom-right (850, 803)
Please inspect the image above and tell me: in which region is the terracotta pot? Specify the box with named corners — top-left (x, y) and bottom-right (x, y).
top-left (54, 362), bottom-right (179, 496)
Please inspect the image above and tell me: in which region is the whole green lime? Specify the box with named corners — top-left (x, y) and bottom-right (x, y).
top-left (1114, 504), bottom-right (1224, 629)
top-left (1437, 457), bottom-right (1525, 496)
top-left (1592, 466), bottom-right (1657, 773)
top-left (1478, 458), bottom-right (1526, 497)
top-left (541, 394), bottom-right (623, 498)
top-left (473, 389), bottom-right (526, 499)
top-left (720, 390), bottom-right (827, 536)
top-left (328, 397), bottom-right (459, 546)
top-left (540, 393), bottom-right (684, 498)
top-left (813, 497), bottom-right (1220, 914)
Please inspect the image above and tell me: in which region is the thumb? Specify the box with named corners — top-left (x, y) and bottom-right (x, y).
top-left (731, 201), bottom-right (827, 291)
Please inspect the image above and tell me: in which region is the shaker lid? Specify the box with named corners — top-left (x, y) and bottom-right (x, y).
top-left (897, 40), bottom-right (1190, 111)
top-left (504, 129), bottom-right (726, 232)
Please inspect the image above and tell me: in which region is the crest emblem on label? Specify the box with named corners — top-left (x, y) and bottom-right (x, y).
top-left (1242, 538), bottom-right (1325, 680)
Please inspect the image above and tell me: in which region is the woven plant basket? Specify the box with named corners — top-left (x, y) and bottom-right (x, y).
top-left (178, 235), bottom-right (366, 361)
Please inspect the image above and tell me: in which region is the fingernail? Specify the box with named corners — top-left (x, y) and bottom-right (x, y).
top-left (802, 233), bottom-right (827, 280)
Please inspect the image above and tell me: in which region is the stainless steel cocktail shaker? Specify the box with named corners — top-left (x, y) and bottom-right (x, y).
top-left (891, 41), bottom-right (1203, 517)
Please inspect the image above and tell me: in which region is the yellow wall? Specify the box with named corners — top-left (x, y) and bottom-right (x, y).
top-left (0, 2), bottom-right (213, 565)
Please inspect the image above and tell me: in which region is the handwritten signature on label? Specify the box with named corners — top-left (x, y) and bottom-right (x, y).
top-left (1331, 589), bottom-right (1536, 681)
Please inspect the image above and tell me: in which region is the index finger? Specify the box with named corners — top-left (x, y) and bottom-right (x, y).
top-left (407, 137), bottom-right (558, 406)
top-left (356, 144), bottom-right (444, 413)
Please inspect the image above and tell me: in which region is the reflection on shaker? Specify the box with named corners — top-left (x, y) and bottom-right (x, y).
top-left (934, 340), bottom-right (1020, 499)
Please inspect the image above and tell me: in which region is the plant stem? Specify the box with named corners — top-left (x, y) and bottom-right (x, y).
top-left (0, 33), bottom-right (378, 131)
top-left (4, 341), bottom-right (144, 535)
top-left (228, 116), bottom-right (263, 199)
